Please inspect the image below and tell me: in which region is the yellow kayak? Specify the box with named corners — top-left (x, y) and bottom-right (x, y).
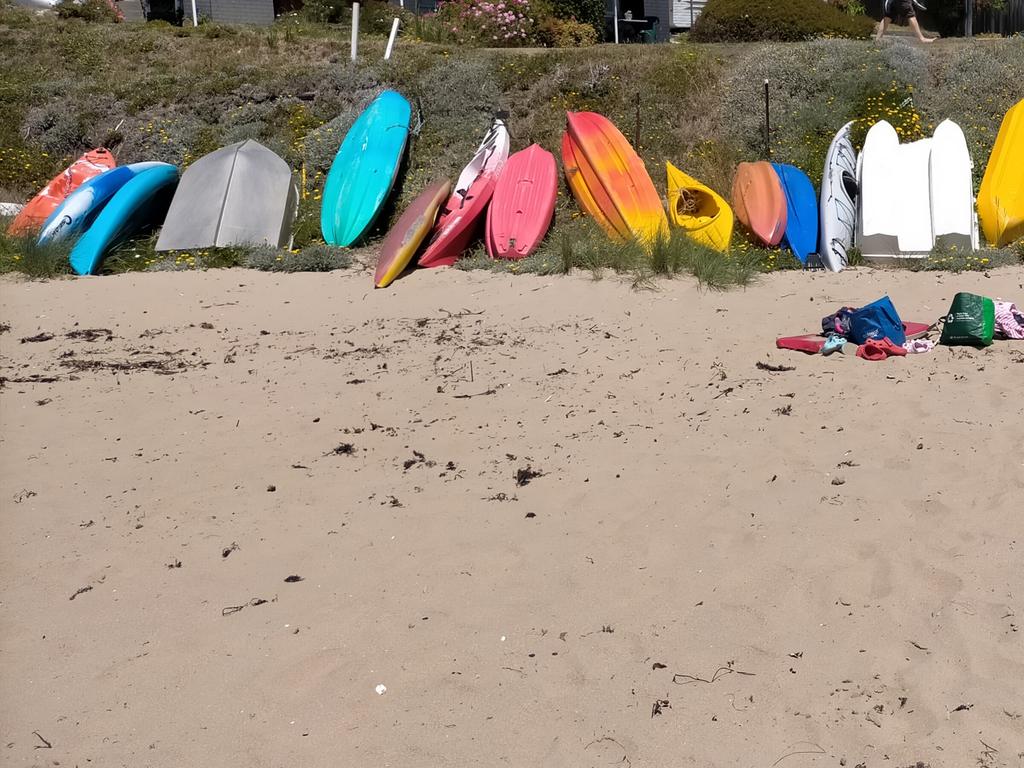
top-left (978, 98), bottom-right (1024, 247)
top-left (665, 162), bottom-right (734, 252)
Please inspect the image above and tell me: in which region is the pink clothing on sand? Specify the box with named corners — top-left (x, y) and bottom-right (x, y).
top-left (903, 339), bottom-right (935, 354)
top-left (994, 300), bottom-right (1024, 339)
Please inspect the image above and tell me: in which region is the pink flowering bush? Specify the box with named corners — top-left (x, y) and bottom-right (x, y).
top-left (436, 0), bottom-right (536, 46)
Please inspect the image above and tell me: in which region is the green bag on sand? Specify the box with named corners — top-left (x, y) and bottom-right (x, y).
top-left (940, 292), bottom-right (995, 347)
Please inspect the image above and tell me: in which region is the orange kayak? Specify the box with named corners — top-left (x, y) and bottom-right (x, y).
top-left (731, 161), bottom-right (787, 246)
top-left (8, 149), bottom-right (116, 236)
top-left (562, 112), bottom-right (667, 245)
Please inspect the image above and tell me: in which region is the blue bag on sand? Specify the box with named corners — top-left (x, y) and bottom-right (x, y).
top-left (848, 296), bottom-right (906, 345)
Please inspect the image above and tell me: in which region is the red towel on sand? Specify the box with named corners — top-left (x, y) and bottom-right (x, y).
top-left (856, 338), bottom-right (908, 361)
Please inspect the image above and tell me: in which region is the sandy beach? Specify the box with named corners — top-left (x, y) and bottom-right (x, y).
top-left (1, 265), bottom-right (1022, 767)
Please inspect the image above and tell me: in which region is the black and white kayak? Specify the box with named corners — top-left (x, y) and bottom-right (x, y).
top-left (818, 121), bottom-right (858, 272)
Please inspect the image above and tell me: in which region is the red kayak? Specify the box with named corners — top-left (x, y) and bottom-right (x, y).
top-left (732, 161), bottom-right (787, 246)
top-left (418, 118), bottom-right (510, 268)
top-left (8, 148), bottom-right (116, 236)
top-left (485, 144), bottom-right (557, 260)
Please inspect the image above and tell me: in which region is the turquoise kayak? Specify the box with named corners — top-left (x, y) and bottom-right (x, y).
top-left (321, 90), bottom-right (411, 247)
top-left (69, 163), bottom-right (179, 276)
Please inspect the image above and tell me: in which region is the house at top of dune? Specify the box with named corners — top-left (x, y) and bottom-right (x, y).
top-left (122, 0), bottom-right (282, 24)
top-left (597, 0), bottom-right (710, 42)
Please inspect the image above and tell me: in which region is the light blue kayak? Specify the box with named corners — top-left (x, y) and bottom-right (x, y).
top-left (38, 162), bottom-right (164, 246)
top-left (771, 163), bottom-right (818, 266)
top-left (321, 90), bottom-right (411, 247)
top-left (69, 164), bottom-right (179, 276)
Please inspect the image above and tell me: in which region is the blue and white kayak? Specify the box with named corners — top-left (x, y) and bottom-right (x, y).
top-left (69, 164), bottom-right (179, 276)
top-left (38, 162), bottom-right (164, 246)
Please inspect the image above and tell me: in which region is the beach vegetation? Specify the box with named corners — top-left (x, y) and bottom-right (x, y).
top-left (0, 230), bottom-right (72, 279)
top-left (55, 0), bottom-right (119, 23)
top-left (456, 218), bottom-right (762, 290)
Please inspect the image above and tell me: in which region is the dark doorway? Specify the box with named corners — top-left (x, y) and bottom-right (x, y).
top-left (146, 0), bottom-right (181, 22)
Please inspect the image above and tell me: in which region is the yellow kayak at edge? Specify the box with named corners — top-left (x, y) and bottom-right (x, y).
top-left (978, 98), bottom-right (1024, 248)
top-left (665, 162), bottom-right (734, 252)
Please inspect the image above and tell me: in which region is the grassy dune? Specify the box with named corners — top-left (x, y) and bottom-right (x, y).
top-left (1, 3), bottom-right (1022, 281)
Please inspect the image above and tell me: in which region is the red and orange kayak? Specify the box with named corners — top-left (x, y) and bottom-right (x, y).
top-left (8, 149), bottom-right (116, 236)
top-left (731, 161), bottom-right (787, 246)
top-left (562, 112), bottom-right (667, 245)
top-left (418, 119), bottom-right (510, 268)
top-left (486, 144), bottom-right (557, 260)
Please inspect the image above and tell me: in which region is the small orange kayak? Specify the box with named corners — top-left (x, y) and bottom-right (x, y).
top-left (731, 161), bottom-right (787, 246)
top-left (8, 148), bottom-right (116, 236)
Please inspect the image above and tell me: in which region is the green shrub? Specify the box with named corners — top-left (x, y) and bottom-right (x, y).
top-left (302, 0), bottom-right (409, 33)
top-left (21, 104), bottom-right (89, 159)
top-left (911, 38), bottom-right (1024, 172)
top-left (56, 0), bottom-right (120, 23)
top-left (691, 0), bottom-right (875, 42)
top-left (827, 0), bottom-right (866, 15)
top-left (542, 0), bottom-right (604, 34)
top-left (0, 231), bottom-right (72, 279)
top-left (359, 1), bottom-right (414, 35)
top-left (244, 244), bottom-right (352, 272)
top-left (535, 16), bottom-right (598, 46)
top-left (302, 0), bottom-right (348, 23)
top-left (719, 40), bottom-right (888, 181)
top-left (200, 23), bottom-right (239, 38)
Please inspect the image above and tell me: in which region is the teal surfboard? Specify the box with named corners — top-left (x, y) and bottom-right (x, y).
top-left (69, 163), bottom-right (178, 276)
top-left (321, 90), bottom-right (412, 247)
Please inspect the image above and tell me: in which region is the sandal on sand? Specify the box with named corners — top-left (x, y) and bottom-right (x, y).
top-left (856, 338), bottom-right (908, 361)
top-left (822, 335), bottom-right (847, 356)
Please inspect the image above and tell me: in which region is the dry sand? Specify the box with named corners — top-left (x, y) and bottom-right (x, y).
top-left (1, 265), bottom-right (1022, 768)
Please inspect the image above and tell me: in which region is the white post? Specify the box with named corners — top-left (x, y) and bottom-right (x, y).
top-left (351, 2), bottom-right (360, 62)
top-left (384, 18), bottom-right (400, 60)
top-left (613, 0), bottom-right (619, 43)
top-left (191, 0), bottom-right (198, 26)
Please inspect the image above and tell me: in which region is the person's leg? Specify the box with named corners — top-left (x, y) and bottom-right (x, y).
top-left (875, 16), bottom-right (891, 40)
top-left (907, 15), bottom-right (935, 41)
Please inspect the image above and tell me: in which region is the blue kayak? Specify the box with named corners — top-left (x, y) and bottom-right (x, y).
top-left (321, 90), bottom-right (411, 247)
top-left (771, 163), bottom-right (818, 265)
top-left (38, 162), bottom-right (164, 246)
top-left (69, 164), bottom-right (179, 276)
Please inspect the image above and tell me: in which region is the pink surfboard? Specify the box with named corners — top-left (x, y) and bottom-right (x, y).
top-left (485, 143), bottom-right (557, 260)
